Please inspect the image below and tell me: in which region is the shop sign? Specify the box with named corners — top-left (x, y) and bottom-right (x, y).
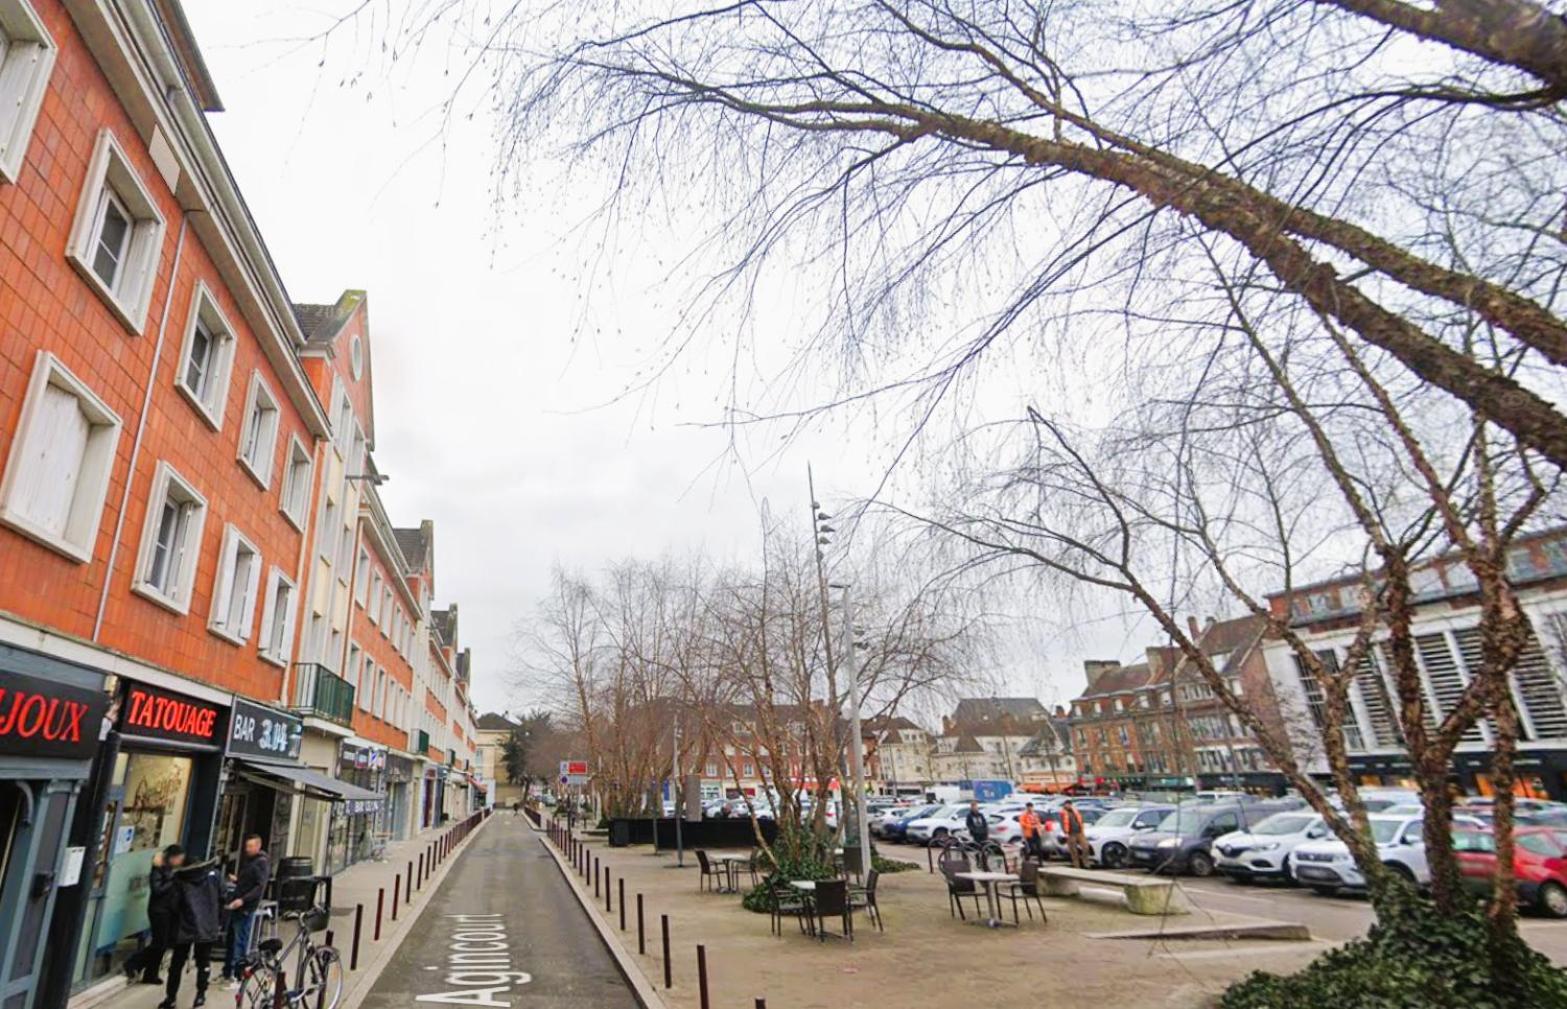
top-left (343, 743), bottom-right (387, 771)
top-left (120, 683), bottom-right (225, 746)
top-left (344, 797), bottom-right (383, 816)
top-left (227, 697), bottom-right (303, 761)
top-left (0, 670), bottom-right (108, 759)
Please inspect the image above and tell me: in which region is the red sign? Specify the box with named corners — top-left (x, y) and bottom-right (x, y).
top-left (0, 671), bottom-right (107, 759)
top-left (565, 760), bottom-right (589, 775)
top-left (121, 684), bottom-right (224, 746)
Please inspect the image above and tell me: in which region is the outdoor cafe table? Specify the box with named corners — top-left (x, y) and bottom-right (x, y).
top-left (715, 854), bottom-right (752, 893)
top-left (955, 871), bottom-right (1019, 929)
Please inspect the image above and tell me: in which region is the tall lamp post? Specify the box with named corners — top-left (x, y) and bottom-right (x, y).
top-left (807, 465), bottom-right (873, 871)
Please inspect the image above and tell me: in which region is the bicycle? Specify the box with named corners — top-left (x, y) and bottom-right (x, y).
top-left (237, 881), bottom-right (343, 1009)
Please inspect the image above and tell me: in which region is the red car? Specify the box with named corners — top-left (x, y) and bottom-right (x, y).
top-left (1453, 827), bottom-right (1567, 918)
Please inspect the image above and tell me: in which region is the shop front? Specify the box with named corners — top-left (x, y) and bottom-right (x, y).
top-left (218, 698), bottom-right (306, 863)
top-left (0, 654), bottom-right (110, 1009)
top-left (385, 754), bottom-right (414, 841)
top-left (327, 742), bottom-right (386, 873)
top-left (71, 681), bottom-right (228, 994)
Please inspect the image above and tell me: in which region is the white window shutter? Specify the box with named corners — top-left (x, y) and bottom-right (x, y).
top-left (238, 549), bottom-right (262, 641)
top-left (15, 384), bottom-right (88, 536)
top-left (257, 569), bottom-right (280, 654)
top-left (210, 529), bottom-right (237, 628)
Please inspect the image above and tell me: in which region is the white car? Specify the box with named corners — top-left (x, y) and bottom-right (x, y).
top-left (986, 810), bottom-right (1028, 845)
top-left (1291, 812), bottom-right (1482, 895)
top-left (904, 804), bottom-right (973, 845)
top-left (1082, 805), bottom-right (1173, 868)
top-left (1213, 811), bottom-right (1330, 883)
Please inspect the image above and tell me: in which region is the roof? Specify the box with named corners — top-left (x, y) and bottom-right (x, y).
top-left (476, 712), bottom-right (519, 732)
top-left (1184, 614), bottom-right (1266, 679)
top-left (1075, 660), bottom-right (1154, 700)
top-left (863, 715), bottom-right (922, 736)
top-left (394, 525), bottom-right (430, 571)
top-left (291, 291), bottom-right (363, 347)
top-left (951, 697), bottom-right (1048, 723)
top-left (1019, 718), bottom-right (1072, 755)
top-left (951, 733), bottom-right (984, 754)
top-left (155, 0), bottom-right (223, 111)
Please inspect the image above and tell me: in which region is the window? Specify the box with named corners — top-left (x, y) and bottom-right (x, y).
top-left (355, 549), bottom-right (371, 605)
top-left (209, 524), bottom-right (261, 644)
top-left (174, 282), bottom-right (236, 429)
top-left (381, 587), bottom-right (392, 630)
top-left (0, 351), bottom-right (123, 561)
top-left (347, 643), bottom-right (361, 693)
top-left (258, 568), bottom-right (298, 666)
top-left (350, 335), bottom-right (364, 380)
top-left (320, 495), bottom-right (338, 562)
top-left (333, 383), bottom-right (353, 449)
top-left (66, 130), bottom-right (165, 331)
top-left (367, 571), bottom-right (382, 624)
top-left (0, 1), bottom-right (56, 183)
top-left (279, 437), bottom-right (312, 529)
top-left (359, 663), bottom-right (373, 711)
top-left (336, 515), bottom-right (353, 576)
top-left (236, 373), bottom-right (280, 486)
top-left (132, 461), bottom-right (207, 612)
top-left (705, 761), bottom-right (718, 777)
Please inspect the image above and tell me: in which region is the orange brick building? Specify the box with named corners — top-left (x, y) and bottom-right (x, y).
top-left (0, 4), bottom-right (478, 1007)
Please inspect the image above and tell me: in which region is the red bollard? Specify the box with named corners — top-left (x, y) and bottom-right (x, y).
top-left (375, 888), bottom-right (384, 941)
top-left (351, 904), bottom-right (363, 970)
top-left (594, 857), bottom-right (600, 899)
top-left (697, 945), bottom-right (710, 1009)
top-left (418, 852), bottom-right (425, 888)
top-left (406, 862), bottom-right (413, 902)
top-left (661, 915), bottom-right (671, 989)
top-left (392, 873), bottom-right (401, 921)
top-left (605, 866), bottom-right (612, 912)
top-left (637, 894), bottom-right (645, 954)
top-left (619, 879), bottom-right (626, 930)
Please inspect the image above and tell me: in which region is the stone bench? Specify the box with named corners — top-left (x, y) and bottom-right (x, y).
top-left (1039, 866), bottom-right (1191, 915)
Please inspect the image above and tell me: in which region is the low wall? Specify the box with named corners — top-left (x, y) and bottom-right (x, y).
top-left (609, 816), bottom-right (778, 848)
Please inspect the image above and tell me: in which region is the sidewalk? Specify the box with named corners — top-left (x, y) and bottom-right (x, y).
top-left (79, 811), bottom-right (492, 1009)
top-left (542, 814), bottom-right (1326, 1009)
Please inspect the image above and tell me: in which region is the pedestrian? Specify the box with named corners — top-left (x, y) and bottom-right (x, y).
top-left (161, 857), bottom-right (224, 1008)
top-left (1060, 799), bottom-right (1089, 868)
top-left (964, 800), bottom-right (989, 845)
top-left (1019, 803), bottom-right (1042, 860)
top-left (123, 845), bottom-right (183, 984)
top-left (221, 835), bottom-right (270, 987)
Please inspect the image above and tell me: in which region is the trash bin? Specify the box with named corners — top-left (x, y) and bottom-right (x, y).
top-left (609, 819), bottom-right (632, 847)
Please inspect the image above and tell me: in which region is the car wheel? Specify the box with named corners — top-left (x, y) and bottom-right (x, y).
top-left (1540, 882), bottom-right (1567, 919)
top-left (1383, 861), bottom-right (1416, 885)
top-left (1310, 885), bottom-right (1338, 897)
top-left (1101, 842), bottom-right (1127, 869)
top-left (1188, 851), bottom-right (1215, 878)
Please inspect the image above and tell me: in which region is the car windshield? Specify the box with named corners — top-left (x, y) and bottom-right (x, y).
top-left (1370, 818), bottom-right (1410, 844)
top-left (1253, 814), bottom-right (1317, 836)
top-left (1157, 809), bottom-right (1211, 834)
top-left (1096, 809), bottom-right (1139, 828)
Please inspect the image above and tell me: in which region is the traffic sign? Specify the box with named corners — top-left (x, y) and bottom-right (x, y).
top-left (559, 759), bottom-right (589, 776)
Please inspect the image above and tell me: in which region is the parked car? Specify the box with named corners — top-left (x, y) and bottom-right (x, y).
top-left (882, 803), bottom-right (942, 843)
top-left (1083, 805), bottom-right (1174, 868)
top-left (1213, 811), bottom-right (1330, 884)
top-left (904, 804), bottom-right (974, 845)
top-left (869, 804), bottom-right (915, 837)
top-left (1454, 827), bottom-right (1567, 918)
top-left (1039, 806), bottom-right (1110, 858)
top-left (1128, 802), bottom-right (1294, 876)
top-left (1291, 811), bottom-right (1483, 895)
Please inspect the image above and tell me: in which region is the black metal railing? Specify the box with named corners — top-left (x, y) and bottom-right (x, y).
top-left (292, 663), bottom-right (355, 726)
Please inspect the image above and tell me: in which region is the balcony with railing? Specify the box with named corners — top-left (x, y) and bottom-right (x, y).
top-left (292, 663), bottom-right (355, 727)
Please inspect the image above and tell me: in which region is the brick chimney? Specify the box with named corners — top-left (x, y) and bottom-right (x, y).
top-left (1082, 659), bottom-right (1121, 689)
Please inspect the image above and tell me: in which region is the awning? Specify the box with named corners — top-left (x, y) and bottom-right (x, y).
top-left (235, 759), bottom-right (380, 803)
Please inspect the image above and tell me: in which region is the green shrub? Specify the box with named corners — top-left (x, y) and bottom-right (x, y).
top-left (872, 853), bottom-right (919, 874)
top-left (740, 825), bottom-right (840, 913)
top-left (1221, 885), bottom-right (1567, 1009)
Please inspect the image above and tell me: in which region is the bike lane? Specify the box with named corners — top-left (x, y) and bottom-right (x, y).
top-left (357, 817), bottom-right (640, 1009)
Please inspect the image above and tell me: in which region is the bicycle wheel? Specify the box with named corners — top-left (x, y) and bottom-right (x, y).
top-left (306, 946), bottom-right (345, 1009)
top-left (236, 964), bottom-right (279, 1009)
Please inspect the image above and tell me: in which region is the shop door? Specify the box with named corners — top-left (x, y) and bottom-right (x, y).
top-left (0, 781), bottom-right (75, 1009)
top-left (71, 783), bottom-right (124, 989)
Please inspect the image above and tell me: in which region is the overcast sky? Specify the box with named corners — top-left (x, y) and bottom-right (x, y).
top-left (183, 1), bottom-right (1158, 720)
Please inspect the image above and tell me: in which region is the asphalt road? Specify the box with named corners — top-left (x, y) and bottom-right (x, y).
top-left (1175, 875), bottom-right (1567, 964)
top-left (358, 817), bottom-right (640, 1009)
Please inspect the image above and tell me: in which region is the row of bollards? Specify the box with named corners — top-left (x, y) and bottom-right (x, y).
top-left (547, 818), bottom-right (762, 1009)
top-left (346, 807), bottom-right (492, 972)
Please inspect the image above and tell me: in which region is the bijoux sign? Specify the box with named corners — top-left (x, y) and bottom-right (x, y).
top-left (120, 683), bottom-right (225, 746)
top-left (0, 670), bottom-right (108, 760)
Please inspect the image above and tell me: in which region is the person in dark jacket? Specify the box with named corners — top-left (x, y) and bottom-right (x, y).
top-left (161, 858), bottom-right (224, 1008)
top-left (124, 845), bottom-right (184, 983)
top-left (964, 801), bottom-right (990, 845)
top-left (221, 835), bottom-right (270, 985)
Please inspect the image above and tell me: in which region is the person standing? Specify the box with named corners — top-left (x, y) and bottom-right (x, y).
top-left (1060, 800), bottom-right (1088, 868)
top-left (222, 835), bottom-right (270, 987)
top-left (161, 858), bottom-right (223, 1008)
top-left (963, 800), bottom-right (990, 845)
top-left (1019, 803), bottom-right (1042, 860)
top-left (124, 845), bottom-right (183, 984)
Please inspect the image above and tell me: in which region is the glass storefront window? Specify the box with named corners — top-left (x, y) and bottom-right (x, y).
top-left (89, 752), bottom-right (192, 981)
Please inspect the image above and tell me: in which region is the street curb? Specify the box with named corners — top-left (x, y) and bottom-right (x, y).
top-left (336, 815), bottom-right (495, 1009)
top-left (536, 830), bottom-right (671, 1009)
top-left (1086, 919), bottom-right (1312, 941)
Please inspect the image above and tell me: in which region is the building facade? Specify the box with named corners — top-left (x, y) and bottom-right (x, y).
top-left (0, 5), bottom-right (479, 1008)
top-left (1263, 530), bottom-right (1567, 800)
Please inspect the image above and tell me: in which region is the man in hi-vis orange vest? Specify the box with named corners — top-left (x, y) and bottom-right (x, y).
top-left (1060, 800), bottom-right (1088, 868)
